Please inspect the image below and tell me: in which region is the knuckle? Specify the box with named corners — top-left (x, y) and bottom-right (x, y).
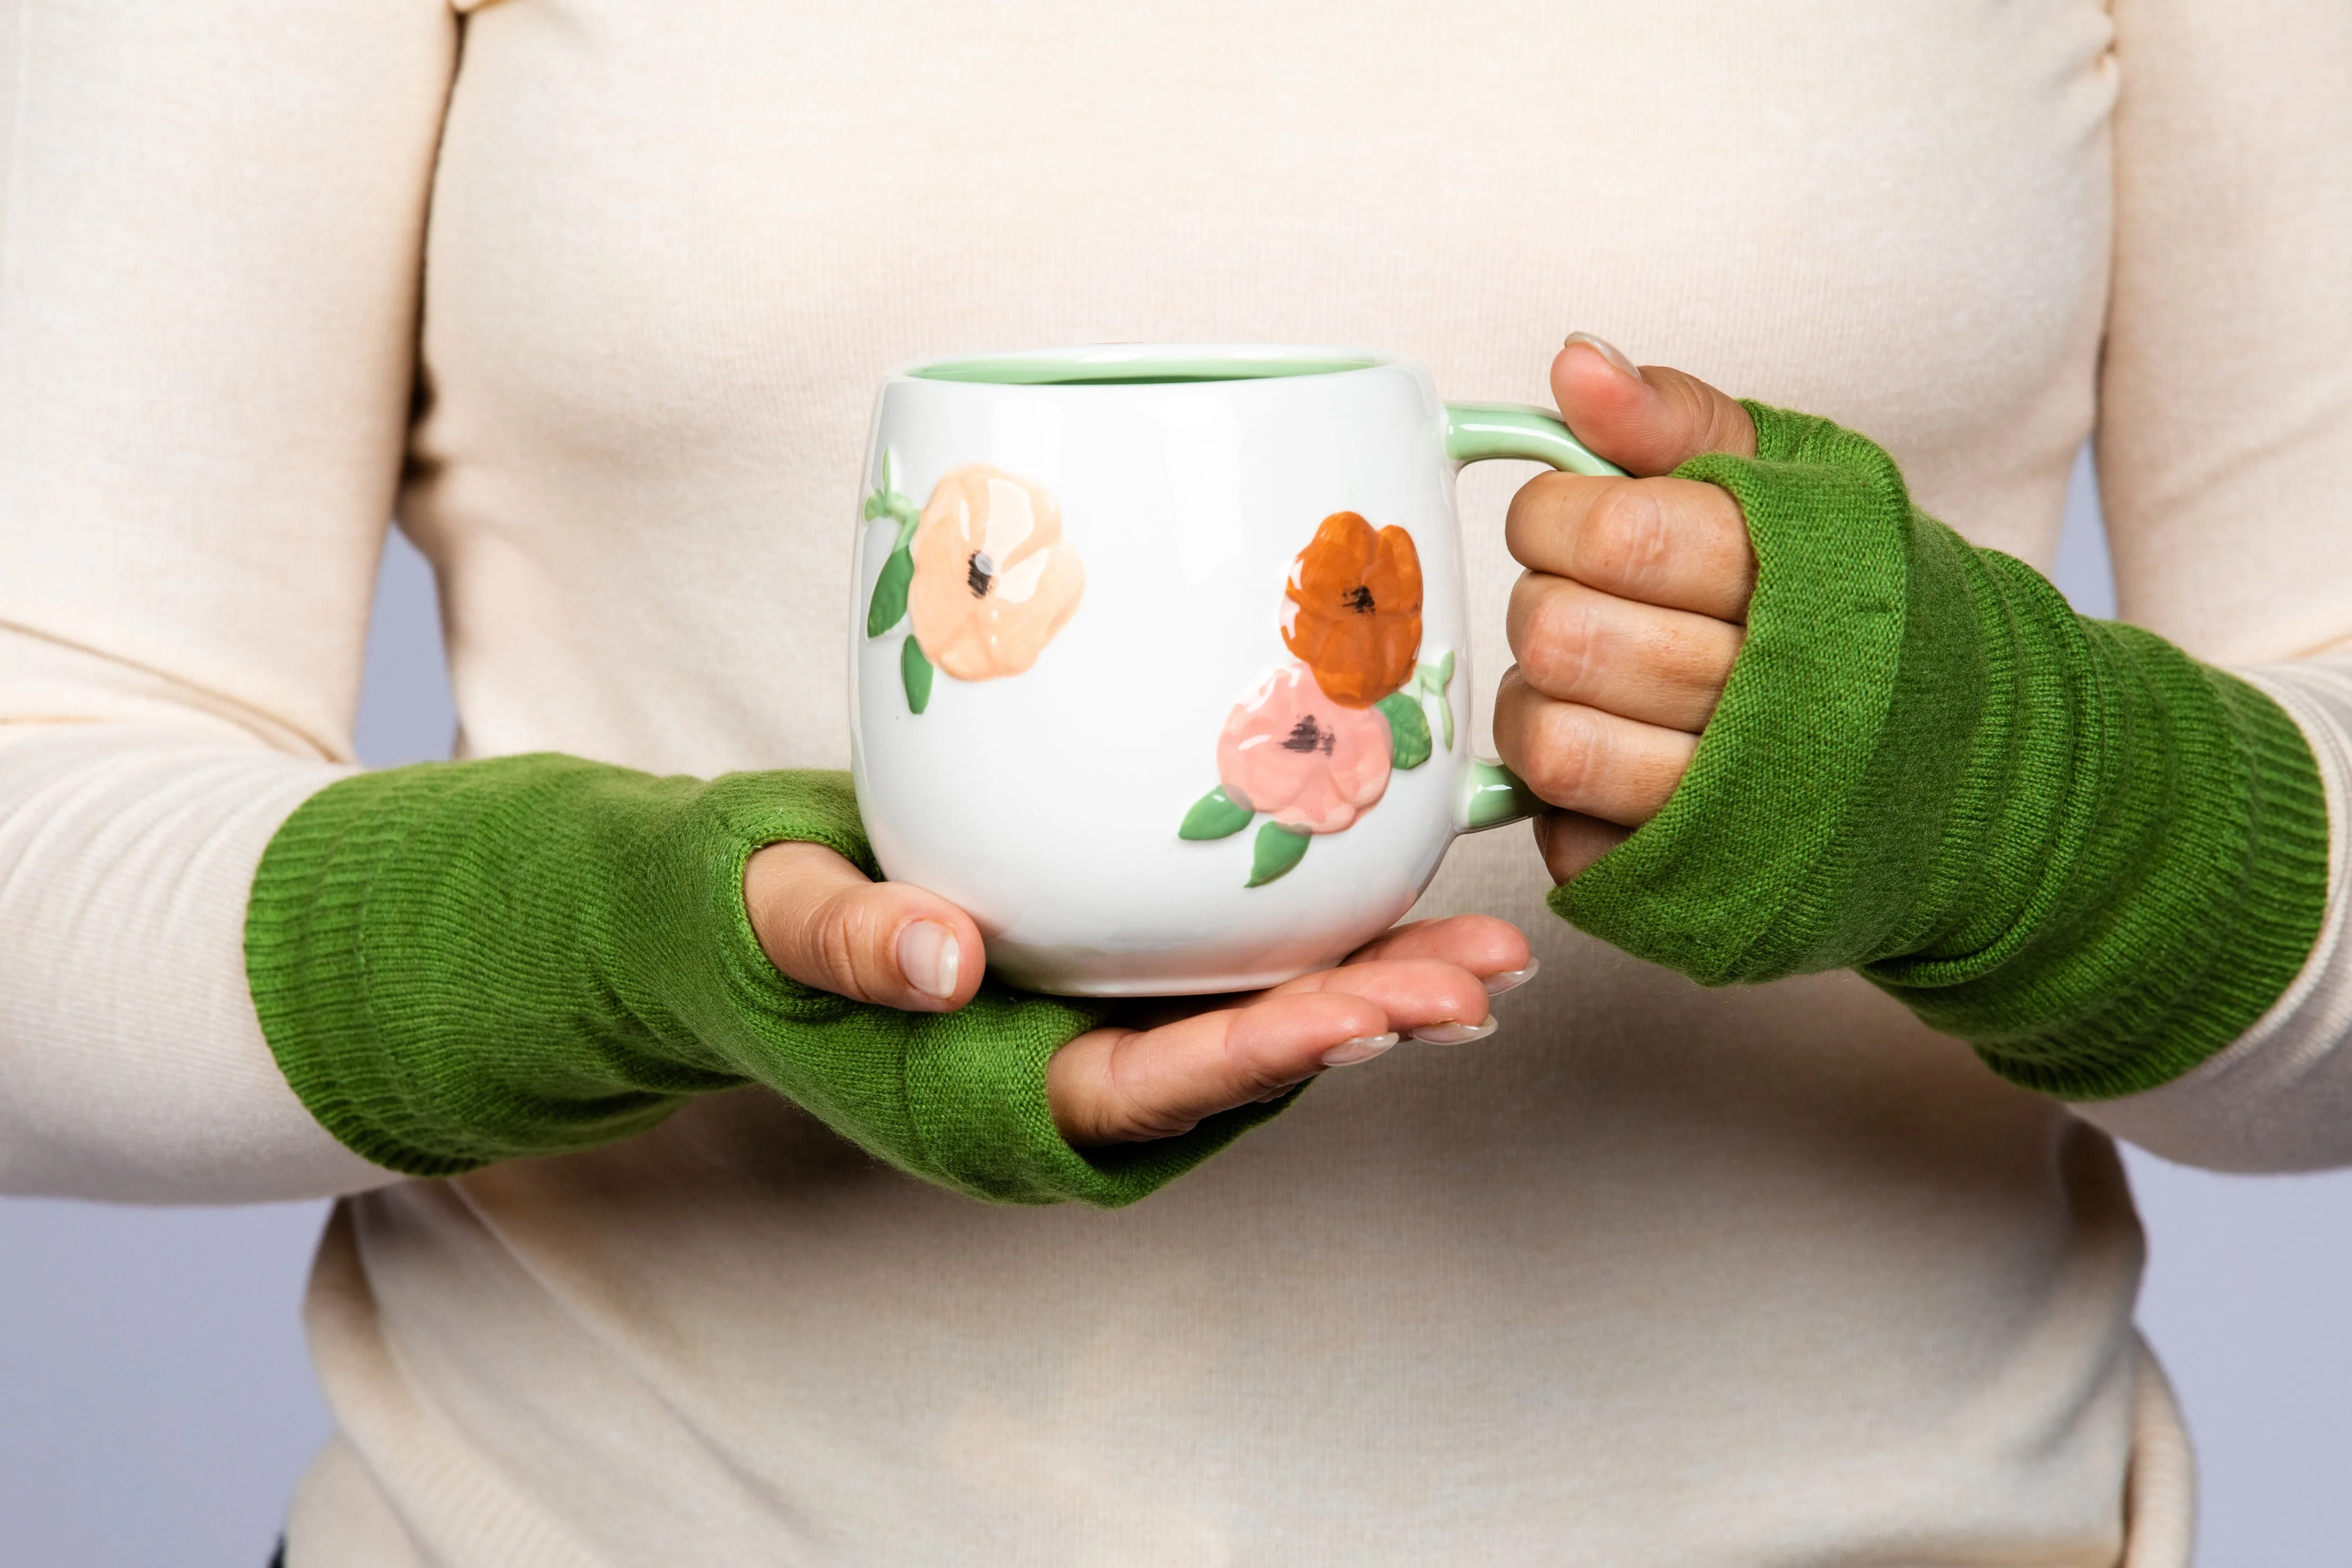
top-left (1691, 477), bottom-right (1750, 540)
top-left (1504, 572), bottom-right (1542, 656)
top-left (1579, 482), bottom-right (1672, 590)
top-left (1705, 394), bottom-right (1757, 457)
top-left (1525, 588), bottom-right (1604, 698)
top-left (1060, 1045), bottom-right (1122, 1145)
top-left (794, 888), bottom-right (897, 1002)
top-left (1664, 374), bottom-right (1715, 436)
top-left (1523, 706), bottom-right (1606, 807)
top-left (1492, 662), bottom-right (1529, 708)
top-left (1505, 472), bottom-right (1591, 566)
top-left (1238, 1044), bottom-right (1313, 1103)
top-left (1675, 618), bottom-right (1742, 696)
top-left (1489, 668), bottom-right (1536, 755)
top-left (812, 897), bottom-right (870, 998)
top-left (1099, 1033), bottom-right (1189, 1142)
top-left (1508, 469), bottom-right (1577, 522)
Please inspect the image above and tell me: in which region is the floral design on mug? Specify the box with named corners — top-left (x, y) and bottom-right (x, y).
top-left (1179, 511), bottom-right (1455, 887)
top-left (864, 450), bottom-right (1084, 713)
top-left (1281, 511), bottom-right (1423, 708)
top-left (1221, 661), bottom-right (1393, 827)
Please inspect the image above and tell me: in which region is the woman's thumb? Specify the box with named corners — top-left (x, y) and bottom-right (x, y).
top-left (742, 840), bottom-right (981, 1011)
top-left (1550, 333), bottom-right (1756, 477)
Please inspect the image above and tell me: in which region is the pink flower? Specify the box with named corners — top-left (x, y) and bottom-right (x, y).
top-left (1215, 664), bottom-right (1392, 834)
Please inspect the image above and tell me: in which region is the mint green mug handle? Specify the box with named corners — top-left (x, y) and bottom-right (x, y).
top-left (1442, 401), bottom-right (1628, 832)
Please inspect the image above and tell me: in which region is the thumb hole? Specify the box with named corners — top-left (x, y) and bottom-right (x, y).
top-left (743, 841), bottom-right (982, 1011)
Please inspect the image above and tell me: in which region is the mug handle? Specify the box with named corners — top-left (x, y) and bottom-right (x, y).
top-left (1441, 401), bottom-right (1629, 833)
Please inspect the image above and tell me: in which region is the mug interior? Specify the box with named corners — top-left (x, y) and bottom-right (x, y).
top-left (904, 343), bottom-right (1386, 386)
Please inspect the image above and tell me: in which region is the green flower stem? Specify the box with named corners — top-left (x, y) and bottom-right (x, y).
top-left (1420, 651), bottom-right (1456, 750)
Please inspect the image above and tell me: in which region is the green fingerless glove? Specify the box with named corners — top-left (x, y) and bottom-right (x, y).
top-left (245, 757), bottom-right (1280, 1204)
top-left (1554, 404), bottom-right (2331, 1099)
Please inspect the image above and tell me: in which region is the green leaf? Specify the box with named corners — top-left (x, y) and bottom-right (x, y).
top-left (1246, 821), bottom-right (1311, 887)
top-left (1178, 785), bottom-right (1254, 840)
top-left (901, 634), bottom-right (934, 714)
top-left (866, 545), bottom-right (914, 637)
top-left (1376, 690), bottom-right (1432, 770)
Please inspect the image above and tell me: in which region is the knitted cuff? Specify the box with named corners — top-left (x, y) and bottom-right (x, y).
top-left (1549, 402), bottom-right (2331, 1098)
top-left (1883, 646), bottom-right (2333, 1098)
top-left (245, 758), bottom-right (734, 1177)
top-left (247, 757), bottom-right (1272, 1203)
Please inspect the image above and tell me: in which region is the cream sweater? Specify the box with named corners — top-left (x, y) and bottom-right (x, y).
top-left (4, 1), bottom-right (2351, 1563)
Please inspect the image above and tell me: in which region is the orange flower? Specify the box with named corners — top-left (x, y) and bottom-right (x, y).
top-left (1280, 512), bottom-right (1422, 708)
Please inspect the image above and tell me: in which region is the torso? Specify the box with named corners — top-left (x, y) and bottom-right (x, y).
top-left (310, 4), bottom-right (2154, 1561)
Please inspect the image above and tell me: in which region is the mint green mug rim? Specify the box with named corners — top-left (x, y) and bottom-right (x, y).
top-left (900, 343), bottom-right (1392, 386)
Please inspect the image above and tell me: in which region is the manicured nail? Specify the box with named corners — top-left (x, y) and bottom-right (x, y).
top-left (1320, 1032), bottom-right (1399, 1067)
top-left (1564, 331), bottom-right (1644, 384)
top-left (897, 921), bottom-right (960, 1000)
top-left (1484, 960), bottom-right (1541, 996)
top-left (1410, 1017), bottom-right (1500, 1045)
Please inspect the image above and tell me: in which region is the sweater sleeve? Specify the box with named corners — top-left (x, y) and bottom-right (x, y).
top-left (0, 1), bottom-right (455, 1200)
top-left (2057, 0), bottom-right (2352, 1169)
top-left (244, 758), bottom-right (1279, 1205)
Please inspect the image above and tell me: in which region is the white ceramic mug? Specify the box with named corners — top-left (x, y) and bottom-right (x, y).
top-left (849, 344), bottom-right (1623, 996)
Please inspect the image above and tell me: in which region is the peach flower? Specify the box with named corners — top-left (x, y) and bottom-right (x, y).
top-left (907, 464), bottom-right (1085, 680)
top-left (1215, 663), bottom-right (1392, 834)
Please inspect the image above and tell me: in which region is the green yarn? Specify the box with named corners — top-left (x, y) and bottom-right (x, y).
top-left (1553, 404), bottom-right (2330, 1099)
top-left (244, 758), bottom-right (1285, 1203)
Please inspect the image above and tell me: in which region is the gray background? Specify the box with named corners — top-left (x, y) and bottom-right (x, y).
top-left (2, 454), bottom-right (2347, 1565)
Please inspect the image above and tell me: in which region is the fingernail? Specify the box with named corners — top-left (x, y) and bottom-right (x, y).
top-left (1484, 959), bottom-right (1541, 996)
top-left (1320, 1032), bottom-right (1399, 1068)
top-left (1410, 1017), bottom-right (1500, 1045)
top-left (1564, 331), bottom-right (1644, 384)
top-left (897, 921), bottom-right (960, 1000)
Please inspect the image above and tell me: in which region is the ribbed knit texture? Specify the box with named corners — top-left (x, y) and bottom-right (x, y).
top-left (245, 758), bottom-right (1286, 1203)
top-left (1554, 404), bottom-right (2333, 1099)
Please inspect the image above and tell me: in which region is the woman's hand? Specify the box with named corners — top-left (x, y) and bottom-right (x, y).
top-left (743, 841), bottom-right (1531, 1147)
top-left (1495, 333), bottom-right (1761, 883)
